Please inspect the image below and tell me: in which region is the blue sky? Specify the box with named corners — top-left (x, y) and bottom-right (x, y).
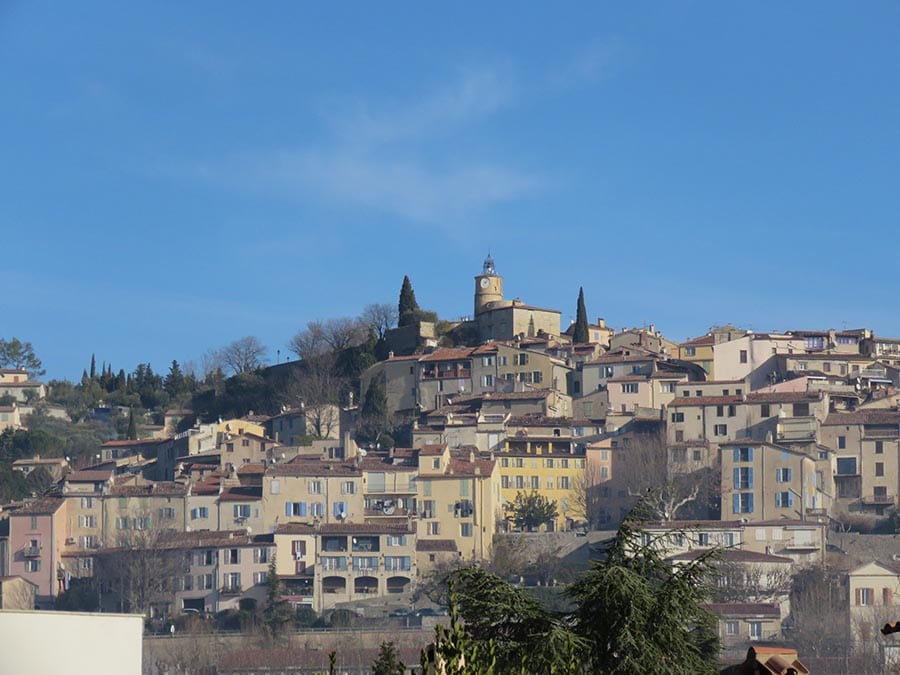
top-left (3, 3), bottom-right (900, 381)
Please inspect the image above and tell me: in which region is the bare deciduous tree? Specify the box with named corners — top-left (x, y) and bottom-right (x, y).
top-left (571, 462), bottom-right (604, 529)
top-left (218, 336), bottom-right (267, 375)
top-left (362, 303), bottom-right (398, 341)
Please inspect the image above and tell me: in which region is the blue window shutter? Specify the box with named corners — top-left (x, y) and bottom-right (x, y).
top-left (787, 492), bottom-right (794, 507)
top-left (733, 468), bottom-right (740, 489)
top-left (733, 494), bottom-right (740, 514)
top-left (333, 502), bottom-right (340, 517)
top-left (285, 502), bottom-right (292, 517)
top-left (747, 494), bottom-right (754, 513)
top-left (733, 448), bottom-right (740, 463)
top-left (775, 493), bottom-right (781, 507)
top-left (233, 505), bottom-right (239, 517)
top-left (786, 468), bottom-right (792, 482)
top-left (748, 468), bottom-right (754, 489)
top-left (747, 447), bottom-right (754, 462)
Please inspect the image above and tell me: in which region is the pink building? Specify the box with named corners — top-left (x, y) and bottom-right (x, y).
top-left (8, 498), bottom-right (67, 607)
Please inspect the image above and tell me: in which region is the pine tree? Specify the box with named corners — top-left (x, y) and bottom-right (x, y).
top-left (372, 641), bottom-right (406, 675)
top-left (397, 275), bottom-right (420, 328)
top-left (263, 559), bottom-right (294, 637)
top-left (573, 287), bottom-right (590, 344)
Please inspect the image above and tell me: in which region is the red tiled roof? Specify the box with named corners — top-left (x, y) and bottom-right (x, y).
top-left (218, 486), bottom-right (262, 501)
top-left (66, 470), bottom-right (114, 482)
top-left (745, 391), bottom-right (822, 404)
top-left (680, 335), bottom-right (716, 347)
top-left (13, 498), bottom-right (65, 515)
top-left (823, 410), bottom-right (900, 426)
top-left (419, 348), bottom-right (475, 362)
top-left (102, 439), bottom-right (161, 448)
top-left (482, 390), bottom-right (551, 401)
top-left (269, 459), bottom-right (361, 477)
top-left (316, 522), bottom-right (414, 535)
top-left (237, 463), bottom-right (265, 474)
top-left (109, 481), bottom-right (188, 497)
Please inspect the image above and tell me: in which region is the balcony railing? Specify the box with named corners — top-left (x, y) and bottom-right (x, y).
top-left (220, 586), bottom-right (242, 596)
top-left (861, 494), bottom-right (896, 506)
top-left (23, 546), bottom-right (41, 558)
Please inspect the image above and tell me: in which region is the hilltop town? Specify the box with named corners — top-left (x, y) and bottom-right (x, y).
top-left (3, 255), bottom-right (900, 671)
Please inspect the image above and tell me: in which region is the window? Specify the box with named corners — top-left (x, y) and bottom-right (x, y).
top-left (516, 354), bottom-right (529, 366)
top-left (693, 449), bottom-right (702, 461)
top-left (25, 560), bottom-right (41, 572)
top-left (622, 383), bottom-right (639, 393)
top-left (432, 459), bottom-right (441, 470)
top-left (81, 497), bottom-right (95, 509)
top-left (198, 550), bottom-right (215, 566)
top-left (253, 547), bottom-right (270, 564)
top-left (181, 575), bottom-right (193, 591)
top-left (749, 622), bottom-right (762, 640)
top-left (836, 457), bottom-right (858, 475)
top-left (734, 447), bottom-right (753, 462)
top-left (428, 522), bottom-right (440, 536)
top-left (354, 556), bottom-right (379, 571)
top-left (191, 507), bottom-right (209, 520)
top-left (78, 515), bottom-right (97, 528)
top-left (721, 533), bottom-right (735, 547)
top-left (739, 350), bottom-right (748, 364)
top-left (546, 458), bottom-right (554, 468)
top-left (385, 556), bottom-right (412, 571)
top-left (501, 475), bottom-right (511, 489)
top-left (224, 573), bottom-right (242, 591)
top-left (387, 535), bottom-right (407, 547)
top-left (775, 492), bottom-right (794, 508)
top-left (197, 574), bottom-right (214, 590)
top-left (858, 587), bottom-right (874, 606)
top-left (159, 507), bottom-right (175, 520)
top-left (728, 405), bottom-right (736, 417)
top-left (460, 523), bottom-right (473, 537)
top-left (733, 493), bottom-right (754, 514)
top-left (876, 441), bottom-right (884, 454)
top-left (662, 382), bottom-right (676, 393)
top-left (697, 533), bottom-right (710, 546)
top-left (792, 403), bottom-right (809, 416)
top-left (600, 467), bottom-right (609, 479)
top-left (717, 405), bottom-right (724, 417)
top-left (422, 500), bottom-right (435, 519)
top-left (80, 535), bottom-right (97, 548)
top-left (500, 457), bottom-right (509, 468)
top-left (270, 479), bottom-right (280, 494)
top-left (253, 571), bottom-right (267, 585)
top-left (234, 504), bottom-right (251, 519)
top-left (481, 375), bottom-right (494, 387)
top-left (672, 448), bottom-right (687, 462)
top-left (226, 549), bottom-right (240, 565)
top-left (671, 412), bottom-right (684, 423)
top-left (823, 362), bottom-right (831, 373)
top-left (675, 430), bottom-right (684, 442)
top-left (530, 475), bottom-right (540, 489)
top-left (726, 620), bottom-right (739, 636)
top-left (714, 424), bottom-right (727, 436)
top-left (308, 480), bottom-right (323, 494)
top-left (684, 347), bottom-right (696, 357)
top-left (30, 516), bottom-right (38, 530)
top-left (341, 481), bottom-right (356, 495)
top-left (333, 501), bottom-right (347, 518)
top-left (775, 468), bottom-right (792, 483)
top-left (760, 404), bottom-right (770, 418)
top-left (837, 436), bottom-right (846, 449)
top-left (514, 457), bottom-right (524, 468)
top-left (557, 476), bottom-right (571, 489)
top-left (876, 462), bottom-right (885, 477)
top-left (515, 476), bottom-right (525, 489)
top-left (734, 467), bottom-right (754, 490)
top-left (532, 371), bottom-right (543, 384)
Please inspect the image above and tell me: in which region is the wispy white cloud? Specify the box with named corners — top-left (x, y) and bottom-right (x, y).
top-left (546, 37), bottom-right (629, 91)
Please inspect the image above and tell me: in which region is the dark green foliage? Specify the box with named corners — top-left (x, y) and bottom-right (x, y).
top-left (164, 360), bottom-right (186, 399)
top-left (566, 509), bottom-right (719, 674)
top-left (89, 354), bottom-right (96, 379)
top-left (126, 407), bottom-right (137, 440)
top-left (55, 577), bottom-right (100, 612)
top-left (358, 373), bottom-right (390, 443)
top-left (506, 490), bottom-right (558, 531)
top-left (0, 337), bottom-right (44, 378)
top-left (372, 641), bottom-right (406, 675)
top-left (572, 287), bottom-right (589, 344)
top-left (263, 559), bottom-right (294, 636)
top-left (398, 275), bottom-right (420, 328)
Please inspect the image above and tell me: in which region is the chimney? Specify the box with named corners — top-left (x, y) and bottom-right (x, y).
top-left (597, 318), bottom-right (606, 329)
top-left (388, 351), bottom-right (394, 359)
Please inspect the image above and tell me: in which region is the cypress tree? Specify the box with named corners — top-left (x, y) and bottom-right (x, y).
top-left (397, 275), bottom-right (420, 327)
top-left (126, 407), bottom-right (137, 440)
top-left (573, 287), bottom-right (590, 344)
top-left (89, 354), bottom-right (96, 379)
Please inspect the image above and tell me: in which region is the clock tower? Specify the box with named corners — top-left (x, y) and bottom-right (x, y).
top-left (474, 254), bottom-right (503, 316)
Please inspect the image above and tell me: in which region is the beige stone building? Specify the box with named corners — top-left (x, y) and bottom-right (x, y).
top-left (713, 333), bottom-right (807, 390)
top-left (719, 440), bottom-right (824, 523)
top-left (847, 561), bottom-right (900, 649)
top-left (0, 368), bottom-right (47, 402)
top-left (822, 409), bottom-right (900, 517)
top-left (415, 445), bottom-right (499, 563)
top-left (101, 481), bottom-right (188, 545)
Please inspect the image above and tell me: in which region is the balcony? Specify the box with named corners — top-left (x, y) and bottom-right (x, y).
top-left (861, 494), bottom-right (896, 506)
top-left (23, 546), bottom-right (41, 558)
top-left (220, 586), bottom-right (242, 596)
top-left (777, 416), bottom-right (818, 442)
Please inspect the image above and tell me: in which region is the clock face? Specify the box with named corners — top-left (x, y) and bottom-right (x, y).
top-left (480, 277), bottom-right (490, 289)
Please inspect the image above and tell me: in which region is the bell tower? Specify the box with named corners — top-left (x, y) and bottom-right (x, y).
top-left (474, 254), bottom-right (503, 316)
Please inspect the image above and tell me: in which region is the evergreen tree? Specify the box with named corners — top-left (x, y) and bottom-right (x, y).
top-left (263, 559), bottom-right (294, 636)
top-left (0, 338), bottom-right (45, 378)
top-left (397, 275), bottom-right (420, 328)
top-left (372, 641), bottom-right (406, 675)
top-left (126, 407), bottom-right (137, 440)
top-left (506, 490), bottom-right (558, 532)
top-left (164, 360), bottom-right (186, 399)
top-left (573, 287), bottom-right (590, 344)
top-left (359, 374), bottom-right (389, 442)
top-left (89, 354), bottom-right (96, 379)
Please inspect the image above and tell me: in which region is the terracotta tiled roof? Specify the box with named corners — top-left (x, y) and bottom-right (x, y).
top-left (823, 410), bottom-right (900, 426)
top-left (109, 481), bottom-right (188, 497)
top-left (585, 354), bottom-right (657, 365)
top-left (745, 391), bottom-right (822, 404)
top-left (13, 498), bottom-right (65, 515)
top-left (274, 523), bottom-right (317, 535)
top-left (237, 463), bottom-right (265, 475)
top-left (703, 603), bottom-right (780, 617)
top-left (418, 445), bottom-right (445, 456)
top-left (482, 390), bottom-right (551, 401)
top-left (101, 439), bottom-right (161, 448)
top-left (317, 522), bottom-right (414, 535)
top-left (668, 395), bottom-right (744, 407)
top-left (680, 335), bottom-right (716, 347)
top-left (418, 348), bottom-right (475, 362)
top-left (417, 539), bottom-right (457, 552)
top-left (268, 459), bottom-right (361, 477)
top-left (65, 469), bottom-right (114, 482)
top-left (218, 486), bottom-right (262, 501)
top-left (669, 549), bottom-right (793, 564)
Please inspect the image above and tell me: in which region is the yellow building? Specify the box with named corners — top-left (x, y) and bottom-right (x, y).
top-left (415, 445), bottom-right (499, 565)
top-left (679, 334), bottom-right (716, 377)
top-left (495, 422), bottom-right (586, 531)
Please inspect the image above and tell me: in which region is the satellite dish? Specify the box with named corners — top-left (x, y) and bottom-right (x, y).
top-left (358, 449), bottom-right (367, 457)
top-left (339, 511), bottom-right (347, 520)
top-left (383, 504), bottom-right (396, 516)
